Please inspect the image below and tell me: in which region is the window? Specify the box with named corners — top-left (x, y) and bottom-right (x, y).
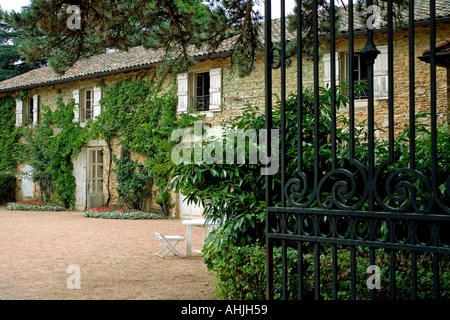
top-left (323, 45), bottom-right (388, 100)
top-left (15, 94), bottom-right (38, 127)
top-left (24, 98), bottom-right (34, 125)
top-left (72, 87), bottom-right (102, 123)
top-left (194, 72), bottom-right (210, 111)
top-left (342, 52), bottom-right (369, 99)
top-left (177, 68), bottom-right (222, 113)
top-left (81, 88), bottom-right (94, 122)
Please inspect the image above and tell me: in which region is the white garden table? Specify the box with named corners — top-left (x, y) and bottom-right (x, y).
top-left (182, 219), bottom-right (211, 256)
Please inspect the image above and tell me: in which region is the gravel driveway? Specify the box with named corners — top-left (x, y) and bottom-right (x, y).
top-left (0, 207), bottom-right (217, 300)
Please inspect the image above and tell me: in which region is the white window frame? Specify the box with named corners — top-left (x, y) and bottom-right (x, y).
top-left (177, 68), bottom-right (222, 113)
top-left (15, 94), bottom-right (38, 127)
top-left (73, 86), bottom-right (102, 124)
top-left (81, 88), bottom-right (94, 122)
top-left (323, 45), bottom-right (388, 100)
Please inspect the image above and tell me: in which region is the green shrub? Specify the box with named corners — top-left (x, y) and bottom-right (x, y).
top-left (112, 155), bottom-right (152, 210)
top-left (83, 207), bottom-right (161, 219)
top-left (0, 172), bottom-right (16, 204)
top-left (0, 97), bottom-right (22, 171)
top-left (178, 84), bottom-right (450, 300)
top-left (6, 200), bottom-right (65, 211)
top-left (203, 228), bottom-right (267, 299)
top-left (204, 231), bottom-right (450, 300)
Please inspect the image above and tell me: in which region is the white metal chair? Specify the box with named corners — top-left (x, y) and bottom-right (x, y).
top-left (154, 232), bottom-right (185, 258)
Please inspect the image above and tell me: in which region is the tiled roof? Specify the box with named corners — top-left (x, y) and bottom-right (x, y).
top-left (418, 38), bottom-right (450, 67)
top-left (0, 0), bottom-right (449, 93)
top-left (337, 0), bottom-right (450, 34)
top-left (0, 44), bottom-right (233, 93)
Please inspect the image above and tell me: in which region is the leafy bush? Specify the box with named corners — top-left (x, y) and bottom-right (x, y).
top-left (7, 200), bottom-right (65, 211)
top-left (0, 97), bottom-right (22, 171)
top-left (194, 84), bottom-right (450, 300)
top-left (112, 154), bottom-right (152, 210)
top-left (83, 207), bottom-right (161, 219)
top-left (203, 228), bottom-right (266, 299)
top-left (203, 233), bottom-right (450, 300)
top-left (0, 172), bottom-right (16, 204)
top-left (21, 98), bottom-right (87, 208)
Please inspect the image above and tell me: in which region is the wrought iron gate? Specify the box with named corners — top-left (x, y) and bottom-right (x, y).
top-left (265, 0), bottom-right (450, 300)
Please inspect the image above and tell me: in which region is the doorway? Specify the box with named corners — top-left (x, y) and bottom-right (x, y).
top-left (87, 148), bottom-right (104, 208)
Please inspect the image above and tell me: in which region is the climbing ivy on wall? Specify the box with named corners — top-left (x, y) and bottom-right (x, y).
top-left (22, 98), bottom-right (88, 208)
top-left (1, 77), bottom-right (199, 213)
top-left (0, 97), bottom-right (23, 171)
top-left (88, 76), bottom-right (200, 216)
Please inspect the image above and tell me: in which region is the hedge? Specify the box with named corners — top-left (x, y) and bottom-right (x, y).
top-left (0, 172), bottom-right (16, 204)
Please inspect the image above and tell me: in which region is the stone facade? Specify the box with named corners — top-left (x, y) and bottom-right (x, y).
top-left (1, 20), bottom-right (448, 216)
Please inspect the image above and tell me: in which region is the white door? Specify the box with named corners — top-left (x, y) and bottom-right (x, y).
top-left (87, 148), bottom-right (104, 209)
top-left (179, 193), bottom-right (204, 219)
top-left (72, 148), bottom-right (87, 210)
top-left (22, 164), bottom-right (34, 198)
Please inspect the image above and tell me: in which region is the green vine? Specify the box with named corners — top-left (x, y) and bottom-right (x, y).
top-left (1, 76), bottom-right (200, 213)
top-left (22, 98), bottom-right (88, 208)
top-left (17, 90), bottom-right (28, 101)
top-left (87, 77), bottom-right (200, 216)
top-left (0, 97), bottom-right (23, 171)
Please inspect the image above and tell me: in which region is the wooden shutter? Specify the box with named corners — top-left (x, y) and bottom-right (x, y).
top-left (323, 52), bottom-right (340, 89)
top-left (209, 68), bottom-right (222, 111)
top-left (73, 89), bottom-right (80, 122)
top-left (32, 94), bottom-right (39, 125)
top-left (93, 86), bottom-right (102, 119)
top-left (177, 73), bottom-right (189, 113)
top-left (374, 45), bottom-right (388, 100)
top-left (15, 99), bottom-right (23, 126)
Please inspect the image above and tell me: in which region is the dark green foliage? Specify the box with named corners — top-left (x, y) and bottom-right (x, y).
top-left (205, 238), bottom-right (450, 300)
top-left (22, 124), bottom-right (55, 202)
top-left (22, 98), bottom-right (88, 208)
top-left (170, 84), bottom-right (353, 247)
top-left (0, 11), bottom-right (44, 81)
top-left (2, 0), bottom-right (263, 77)
top-left (196, 85), bottom-right (450, 299)
top-left (168, 104), bottom-right (267, 246)
top-left (112, 154), bottom-right (152, 210)
top-left (88, 77), bottom-right (199, 215)
top-left (0, 97), bottom-right (22, 171)
top-left (203, 227), bottom-right (266, 299)
top-left (0, 172), bottom-right (16, 204)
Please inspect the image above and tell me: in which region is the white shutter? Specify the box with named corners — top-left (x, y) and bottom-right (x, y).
top-left (93, 86), bottom-right (102, 119)
top-left (32, 94), bottom-right (39, 125)
top-left (323, 52), bottom-right (340, 89)
top-left (73, 89), bottom-right (80, 122)
top-left (177, 73), bottom-right (189, 113)
top-left (209, 68), bottom-right (222, 111)
top-left (15, 99), bottom-right (23, 126)
top-left (374, 45), bottom-right (388, 100)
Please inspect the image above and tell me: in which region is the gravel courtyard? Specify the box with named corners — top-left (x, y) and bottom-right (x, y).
top-left (0, 207), bottom-right (218, 300)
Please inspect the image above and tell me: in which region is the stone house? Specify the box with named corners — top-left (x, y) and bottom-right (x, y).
top-left (320, 0), bottom-right (450, 136)
top-left (0, 1), bottom-right (448, 218)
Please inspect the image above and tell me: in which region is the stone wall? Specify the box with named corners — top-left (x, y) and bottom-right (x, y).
top-left (322, 24), bottom-right (449, 137)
